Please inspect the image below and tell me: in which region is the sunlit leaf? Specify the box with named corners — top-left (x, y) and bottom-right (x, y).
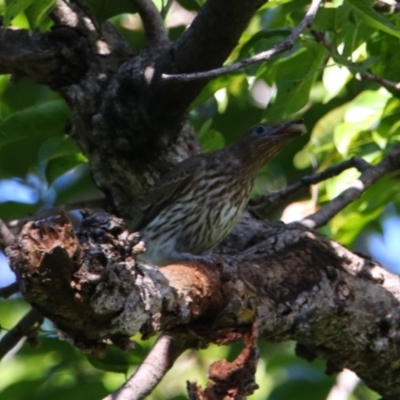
top-left (3, 0), bottom-right (34, 26)
top-left (346, 0), bottom-right (400, 38)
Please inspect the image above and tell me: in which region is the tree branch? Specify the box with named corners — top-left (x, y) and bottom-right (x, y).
top-left (6, 197), bottom-right (106, 234)
top-left (51, 0), bottom-right (81, 27)
top-left (249, 157), bottom-right (370, 217)
top-left (326, 369), bottom-right (360, 400)
top-left (50, 0), bottom-right (104, 37)
top-left (104, 334), bottom-right (195, 400)
top-left (170, 0), bottom-right (268, 73)
top-left (312, 30), bottom-right (400, 93)
top-left (299, 144), bottom-right (400, 229)
top-left (160, 0), bottom-right (173, 19)
top-left (0, 282), bottom-right (19, 299)
top-left (0, 218), bottom-right (15, 251)
top-left (0, 27), bottom-right (90, 87)
top-left (130, 0), bottom-right (169, 48)
top-left (358, 72), bottom-right (400, 92)
top-left (162, 0), bottom-right (322, 81)
top-left (0, 309), bottom-right (43, 361)
top-left (142, 0), bottom-right (270, 129)
top-left (7, 211), bottom-right (400, 398)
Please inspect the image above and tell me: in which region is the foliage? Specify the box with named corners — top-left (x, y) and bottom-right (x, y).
top-left (1, 0), bottom-right (400, 398)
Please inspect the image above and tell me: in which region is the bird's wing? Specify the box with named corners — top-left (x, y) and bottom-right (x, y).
top-left (132, 156), bottom-right (204, 231)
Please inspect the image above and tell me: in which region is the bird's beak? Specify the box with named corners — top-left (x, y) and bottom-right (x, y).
top-left (272, 119), bottom-right (307, 138)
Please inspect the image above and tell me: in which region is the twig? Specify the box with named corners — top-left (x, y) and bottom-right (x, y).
top-left (249, 157), bottom-right (370, 216)
top-left (0, 309), bottom-right (43, 361)
top-left (358, 72), bottom-right (400, 92)
top-left (160, 0), bottom-right (174, 19)
top-left (299, 144), bottom-right (400, 229)
top-left (6, 197), bottom-right (106, 233)
top-left (312, 31), bottom-right (400, 93)
top-left (0, 218), bottom-right (15, 251)
top-left (326, 369), bottom-right (360, 400)
top-left (0, 282), bottom-right (19, 299)
top-left (130, 0), bottom-right (169, 48)
top-left (103, 334), bottom-right (193, 400)
top-left (162, 0), bottom-right (322, 81)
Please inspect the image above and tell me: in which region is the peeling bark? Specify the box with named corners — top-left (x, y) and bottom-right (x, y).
top-left (2, 2), bottom-right (400, 399)
top-left (6, 211), bottom-right (400, 399)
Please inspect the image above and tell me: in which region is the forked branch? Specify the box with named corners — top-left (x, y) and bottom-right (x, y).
top-left (162, 0), bottom-right (323, 81)
top-left (300, 143), bottom-right (400, 229)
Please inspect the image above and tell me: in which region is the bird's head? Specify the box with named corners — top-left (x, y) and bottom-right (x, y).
top-left (245, 119), bottom-right (306, 141)
top-left (232, 119), bottom-right (306, 164)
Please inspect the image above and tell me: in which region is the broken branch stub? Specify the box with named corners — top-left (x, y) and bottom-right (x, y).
top-left (6, 212), bottom-right (231, 356)
top-left (6, 212), bottom-right (172, 355)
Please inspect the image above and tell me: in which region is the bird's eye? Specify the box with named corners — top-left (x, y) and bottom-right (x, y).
top-left (255, 126), bottom-right (266, 135)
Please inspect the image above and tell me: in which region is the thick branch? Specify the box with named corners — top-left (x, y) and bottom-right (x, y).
top-left (130, 0), bottom-right (169, 48)
top-left (6, 211), bottom-right (400, 398)
top-left (6, 198), bottom-right (106, 234)
top-left (300, 143), bottom-right (400, 229)
top-left (0, 27), bottom-right (90, 87)
top-left (170, 0), bottom-right (267, 73)
top-left (51, 0), bottom-right (81, 27)
top-left (144, 0), bottom-right (269, 127)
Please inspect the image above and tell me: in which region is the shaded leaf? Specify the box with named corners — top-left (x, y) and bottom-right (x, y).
top-left (84, 0), bottom-right (137, 22)
top-left (24, 0), bottom-right (56, 30)
top-left (0, 100), bottom-right (70, 147)
top-left (46, 154), bottom-right (87, 185)
top-left (87, 346), bottom-right (132, 374)
top-left (264, 44), bottom-right (327, 119)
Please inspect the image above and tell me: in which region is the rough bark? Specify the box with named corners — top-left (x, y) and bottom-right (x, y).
top-left (2, 1), bottom-right (400, 399)
top-left (6, 211), bottom-right (400, 399)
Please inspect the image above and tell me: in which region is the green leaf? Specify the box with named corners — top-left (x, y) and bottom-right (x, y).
top-left (346, 0), bottom-right (400, 38)
top-left (264, 44), bottom-right (327, 119)
top-left (0, 100), bottom-right (70, 148)
top-left (176, 0), bottom-right (201, 11)
top-left (3, 0), bottom-right (35, 26)
top-left (86, 345), bottom-right (132, 374)
top-left (199, 129), bottom-right (225, 152)
top-left (38, 136), bottom-right (84, 163)
top-left (312, 6), bottom-right (337, 31)
top-left (24, 0), bottom-right (56, 30)
top-left (46, 154), bottom-right (87, 184)
top-left (84, 0), bottom-right (137, 22)
top-left (191, 75), bottom-right (237, 109)
top-left (329, 178), bottom-right (391, 245)
top-left (239, 28), bottom-right (291, 59)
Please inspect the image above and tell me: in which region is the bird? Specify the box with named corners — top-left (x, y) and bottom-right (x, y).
top-left (134, 120), bottom-right (306, 266)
